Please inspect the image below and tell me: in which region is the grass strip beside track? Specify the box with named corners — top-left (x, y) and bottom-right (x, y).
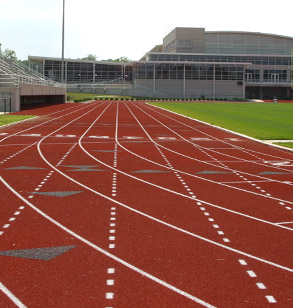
top-left (148, 102), bottom-right (293, 140)
top-left (274, 142), bottom-right (293, 149)
top-left (0, 115), bottom-right (35, 127)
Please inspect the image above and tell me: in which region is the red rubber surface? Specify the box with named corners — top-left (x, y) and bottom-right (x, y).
top-left (0, 101), bottom-right (292, 307)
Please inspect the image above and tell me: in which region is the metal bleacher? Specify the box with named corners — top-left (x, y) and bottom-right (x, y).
top-left (0, 51), bottom-right (63, 88)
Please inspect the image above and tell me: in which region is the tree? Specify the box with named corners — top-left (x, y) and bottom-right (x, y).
top-left (102, 56), bottom-right (130, 63)
top-left (81, 54), bottom-right (97, 61)
top-left (4, 48), bottom-right (18, 61)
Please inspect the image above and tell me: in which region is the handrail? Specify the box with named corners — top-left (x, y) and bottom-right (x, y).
top-left (0, 51), bottom-right (65, 88)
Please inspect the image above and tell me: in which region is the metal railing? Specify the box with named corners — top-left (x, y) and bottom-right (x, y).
top-left (0, 97), bottom-right (12, 113)
top-left (0, 51), bottom-right (65, 88)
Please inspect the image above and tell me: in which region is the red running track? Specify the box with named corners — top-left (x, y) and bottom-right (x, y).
top-left (0, 101), bottom-right (292, 308)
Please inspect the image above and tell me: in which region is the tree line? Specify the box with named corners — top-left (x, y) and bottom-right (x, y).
top-left (0, 44), bottom-right (130, 64)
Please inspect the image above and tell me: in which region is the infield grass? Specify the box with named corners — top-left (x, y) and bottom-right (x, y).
top-left (274, 142), bottom-right (293, 149)
top-left (148, 102), bottom-right (293, 140)
top-left (0, 115), bottom-right (35, 127)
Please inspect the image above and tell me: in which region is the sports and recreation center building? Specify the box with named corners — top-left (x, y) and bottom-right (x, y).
top-left (29, 27), bottom-right (293, 100)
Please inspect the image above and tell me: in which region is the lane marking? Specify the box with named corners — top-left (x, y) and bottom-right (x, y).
top-left (132, 104), bottom-right (293, 211)
top-left (144, 103), bottom-right (293, 170)
top-left (1, 177), bottom-right (217, 308)
top-left (0, 281), bottom-right (27, 308)
top-left (20, 102), bottom-right (291, 276)
top-left (239, 260), bottom-right (247, 266)
top-left (247, 270), bottom-right (257, 278)
top-left (256, 283), bottom-right (266, 290)
top-left (265, 296), bottom-right (277, 303)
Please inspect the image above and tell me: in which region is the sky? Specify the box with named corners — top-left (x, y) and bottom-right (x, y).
top-left (0, 0), bottom-right (292, 61)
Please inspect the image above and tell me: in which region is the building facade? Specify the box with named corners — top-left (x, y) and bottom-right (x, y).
top-left (29, 27), bottom-right (293, 99)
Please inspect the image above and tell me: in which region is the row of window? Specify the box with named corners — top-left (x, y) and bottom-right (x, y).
top-left (134, 64), bottom-right (244, 80)
top-left (148, 53), bottom-right (292, 65)
top-left (246, 70), bottom-right (288, 82)
top-left (44, 62), bottom-right (126, 83)
top-left (42, 61), bottom-right (290, 83)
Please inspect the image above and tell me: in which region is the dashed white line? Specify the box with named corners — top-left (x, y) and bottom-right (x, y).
top-left (265, 295), bottom-right (277, 303)
top-left (247, 270), bottom-right (257, 278)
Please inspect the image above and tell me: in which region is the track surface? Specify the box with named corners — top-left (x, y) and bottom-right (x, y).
top-left (0, 101), bottom-right (292, 308)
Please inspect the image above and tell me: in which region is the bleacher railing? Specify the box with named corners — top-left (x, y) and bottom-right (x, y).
top-left (0, 51), bottom-right (65, 88)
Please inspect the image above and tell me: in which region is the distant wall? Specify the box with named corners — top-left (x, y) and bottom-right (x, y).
top-left (0, 84), bottom-right (66, 112)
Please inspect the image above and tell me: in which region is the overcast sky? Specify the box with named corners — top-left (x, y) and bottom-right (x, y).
top-left (0, 0), bottom-right (292, 61)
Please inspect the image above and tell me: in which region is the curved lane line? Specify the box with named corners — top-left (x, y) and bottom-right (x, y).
top-left (62, 103), bottom-right (293, 271)
top-left (143, 103), bottom-right (293, 166)
top-left (0, 281), bottom-right (27, 308)
top-left (121, 103), bottom-right (293, 206)
top-left (135, 103), bottom-right (293, 184)
top-left (0, 178), bottom-right (216, 307)
top-left (0, 102), bottom-right (98, 144)
top-left (3, 99), bottom-right (285, 282)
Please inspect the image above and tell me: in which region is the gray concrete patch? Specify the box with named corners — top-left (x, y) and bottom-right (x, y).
top-left (132, 170), bottom-right (171, 173)
top-left (197, 170), bottom-right (233, 174)
top-left (258, 171), bottom-right (293, 175)
top-left (92, 150), bottom-right (121, 153)
top-left (5, 166), bottom-right (46, 170)
top-left (30, 191), bottom-right (83, 197)
top-left (0, 245), bottom-right (76, 260)
top-left (62, 165), bottom-right (108, 172)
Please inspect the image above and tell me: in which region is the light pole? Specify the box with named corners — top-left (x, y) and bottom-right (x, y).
top-left (61, 0), bottom-right (65, 84)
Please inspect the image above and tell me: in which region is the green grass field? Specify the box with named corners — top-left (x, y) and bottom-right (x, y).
top-left (274, 142), bottom-right (293, 149)
top-left (148, 102), bottom-right (293, 140)
top-left (67, 92), bottom-right (131, 101)
top-left (0, 115), bottom-right (35, 127)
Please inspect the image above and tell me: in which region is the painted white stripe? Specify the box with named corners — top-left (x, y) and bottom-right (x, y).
top-left (115, 105), bottom-right (293, 228)
top-left (2, 175), bottom-right (293, 276)
top-left (265, 295), bottom-right (277, 303)
top-left (0, 281), bottom-right (27, 308)
top-left (144, 103), bottom-right (293, 165)
top-left (256, 283), bottom-right (266, 289)
top-left (108, 268), bottom-right (115, 274)
top-left (105, 292), bottom-right (114, 299)
top-left (107, 280), bottom-right (115, 286)
top-left (247, 270), bottom-right (257, 277)
top-left (22, 101), bottom-right (291, 275)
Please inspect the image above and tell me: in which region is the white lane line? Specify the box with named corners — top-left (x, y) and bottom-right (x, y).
top-left (247, 270), bottom-right (257, 278)
top-left (37, 130), bottom-right (293, 273)
top-left (135, 104), bottom-right (292, 212)
top-left (115, 106), bottom-right (293, 228)
top-left (105, 293), bottom-right (114, 299)
top-left (1, 178), bottom-right (216, 308)
top-left (107, 280), bottom-right (115, 286)
top-left (0, 281), bottom-right (27, 308)
top-left (144, 103), bottom-right (293, 171)
top-left (25, 102), bottom-right (292, 273)
top-left (239, 260), bottom-right (248, 266)
top-left (131, 103), bottom-right (293, 202)
top-left (275, 221), bottom-right (293, 225)
top-left (0, 103), bottom-right (97, 146)
top-left (108, 268), bottom-right (115, 274)
top-left (265, 295), bottom-right (277, 303)
top-left (0, 142), bottom-right (38, 165)
top-left (256, 283), bottom-right (266, 289)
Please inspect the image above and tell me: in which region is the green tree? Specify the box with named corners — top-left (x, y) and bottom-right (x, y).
top-left (4, 48), bottom-right (18, 61)
top-left (81, 54), bottom-right (97, 61)
top-left (102, 56), bottom-right (130, 63)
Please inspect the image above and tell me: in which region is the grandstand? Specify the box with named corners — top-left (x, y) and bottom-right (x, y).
top-left (29, 27), bottom-right (293, 100)
top-left (0, 50), bottom-right (65, 112)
